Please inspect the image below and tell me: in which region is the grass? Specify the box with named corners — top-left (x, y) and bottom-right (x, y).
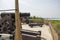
top-left (49, 20), bottom-right (60, 30)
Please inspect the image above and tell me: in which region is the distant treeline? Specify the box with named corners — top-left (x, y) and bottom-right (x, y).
top-left (29, 16), bottom-right (44, 20)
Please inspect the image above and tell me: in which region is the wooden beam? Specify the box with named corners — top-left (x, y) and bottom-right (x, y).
top-left (14, 0), bottom-right (22, 40)
top-left (0, 9), bottom-right (15, 11)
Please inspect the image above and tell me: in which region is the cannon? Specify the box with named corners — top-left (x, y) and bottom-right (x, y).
top-left (0, 29), bottom-right (41, 40)
top-left (29, 23), bottom-right (43, 27)
top-left (0, 12), bottom-right (30, 33)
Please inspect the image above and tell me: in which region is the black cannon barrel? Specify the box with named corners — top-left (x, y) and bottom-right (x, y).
top-left (1, 12), bottom-right (30, 18)
top-left (21, 29), bottom-right (41, 36)
top-left (29, 23), bottom-right (43, 27)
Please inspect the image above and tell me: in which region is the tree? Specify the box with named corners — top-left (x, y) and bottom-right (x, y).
top-left (29, 16), bottom-right (44, 20)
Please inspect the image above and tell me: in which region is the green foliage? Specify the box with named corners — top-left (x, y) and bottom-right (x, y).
top-left (49, 20), bottom-right (60, 30)
top-left (29, 16), bottom-right (44, 20)
top-left (56, 24), bottom-right (60, 30)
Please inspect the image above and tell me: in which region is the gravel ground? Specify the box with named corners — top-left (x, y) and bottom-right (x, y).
top-left (22, 24), bottom-right (53, 40)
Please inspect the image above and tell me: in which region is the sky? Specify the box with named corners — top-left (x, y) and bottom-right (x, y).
top-left (0, 0), bottom-right (60, 18)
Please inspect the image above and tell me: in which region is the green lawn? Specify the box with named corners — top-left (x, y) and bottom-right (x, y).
top-left (49, 20), bottom-right (60, 30)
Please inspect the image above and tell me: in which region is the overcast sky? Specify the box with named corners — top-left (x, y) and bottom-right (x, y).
top-left (0, 0), bottom-right (60, 18)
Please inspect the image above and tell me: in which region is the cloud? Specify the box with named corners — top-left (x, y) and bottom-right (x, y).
top-left (0, 0), bottom-right (60, 18)
top-left (0, 0), bottom-right (15, 9)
